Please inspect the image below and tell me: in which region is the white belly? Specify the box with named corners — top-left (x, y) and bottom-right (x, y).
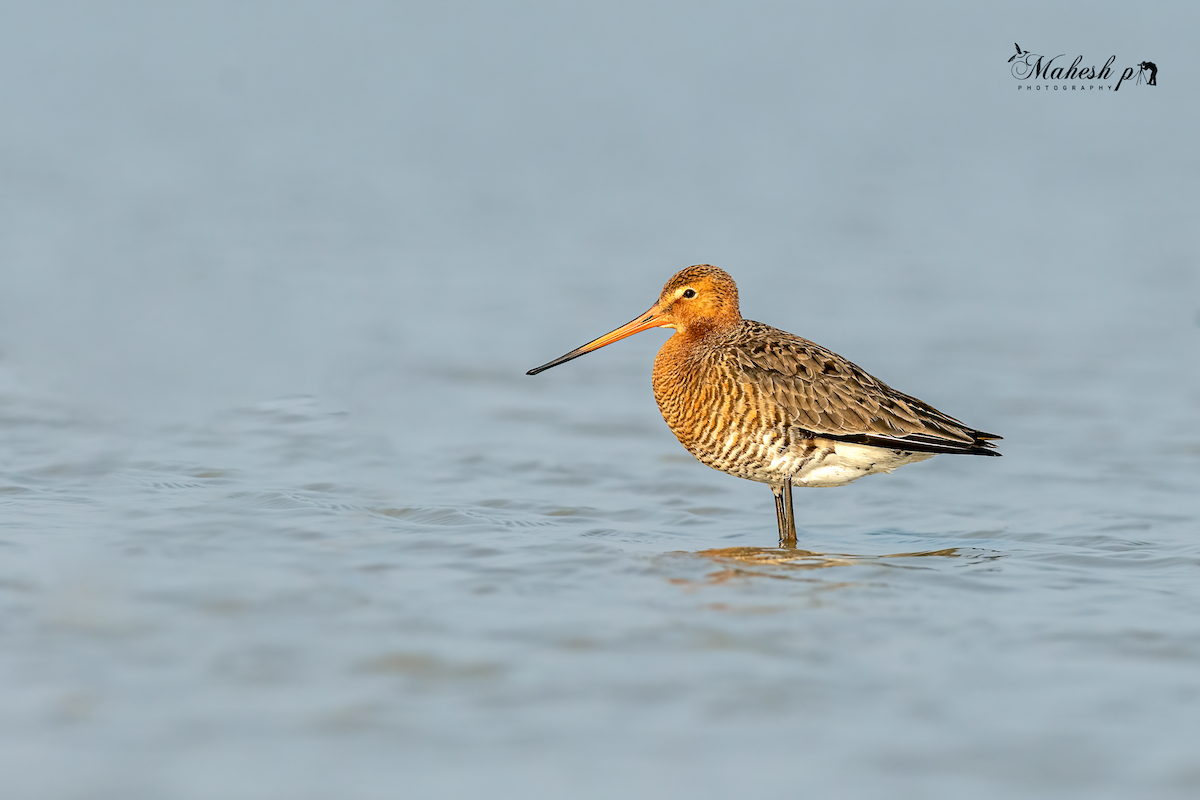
top-left (688, 430), bottom-right (935, 489)
top-left (789, 442), bottom-right (933, 487)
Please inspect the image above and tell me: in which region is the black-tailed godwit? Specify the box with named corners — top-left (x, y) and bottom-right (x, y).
top-left (527, 265), bottom-right (1000, 544)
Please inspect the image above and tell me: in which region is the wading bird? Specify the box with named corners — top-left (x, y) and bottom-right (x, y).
top-left (527, 265), bottom-right (1001, 545)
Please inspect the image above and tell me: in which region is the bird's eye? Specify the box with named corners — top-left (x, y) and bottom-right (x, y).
top-left (681, 288), bottom-right (696, 299)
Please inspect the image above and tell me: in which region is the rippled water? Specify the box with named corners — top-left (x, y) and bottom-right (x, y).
top-left (2, 2), bottom-right (1199, 799)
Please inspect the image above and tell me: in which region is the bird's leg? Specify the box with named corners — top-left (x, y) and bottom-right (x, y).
top-left (773, 485), bottom-right (786, 539)
top-left (782, 479), bottom-right (797, 545)
top-left (773, 481), bottom-right (797, 547)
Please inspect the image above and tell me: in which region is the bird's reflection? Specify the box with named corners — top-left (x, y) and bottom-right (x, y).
top-left (679, 545), bottom-right (1000, 587)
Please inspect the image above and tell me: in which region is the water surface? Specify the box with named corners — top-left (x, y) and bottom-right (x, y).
top-left (1, 2), bottom-right (1199, 799)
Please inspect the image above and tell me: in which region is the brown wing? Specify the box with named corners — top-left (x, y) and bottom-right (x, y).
top-left (727, 321), bottom-right (1001, 456)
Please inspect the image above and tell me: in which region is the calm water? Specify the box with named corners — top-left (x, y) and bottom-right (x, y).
top-left (1, 3), bottom-right (1199, 799)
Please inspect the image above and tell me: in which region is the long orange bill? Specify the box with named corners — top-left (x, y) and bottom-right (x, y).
top-left (526, 303), bottom-right (668, 375)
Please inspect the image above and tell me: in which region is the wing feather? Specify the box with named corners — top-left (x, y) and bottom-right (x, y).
top-left (727, 321), bottom-right (1001, 455)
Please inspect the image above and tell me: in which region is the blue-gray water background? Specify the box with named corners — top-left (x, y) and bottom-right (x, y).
top-left (1, 2), bottom-right (1198, 798)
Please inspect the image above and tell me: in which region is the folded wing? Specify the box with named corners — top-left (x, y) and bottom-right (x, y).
top-left (728, 321), bottom-right (1001, 456)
